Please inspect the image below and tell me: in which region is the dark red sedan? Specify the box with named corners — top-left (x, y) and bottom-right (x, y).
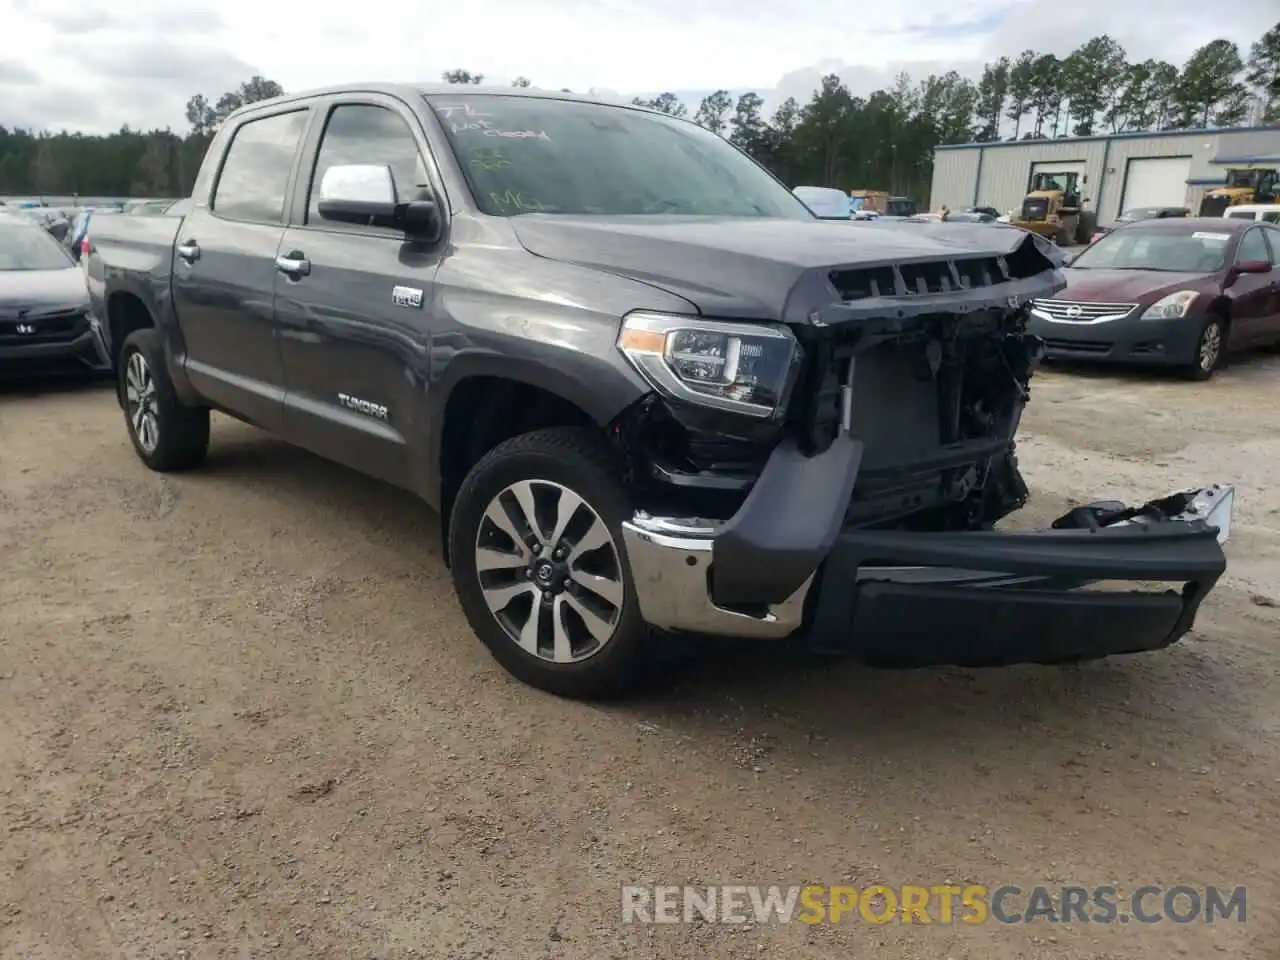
top-left (1028, 217), bottom-right (1280, 379)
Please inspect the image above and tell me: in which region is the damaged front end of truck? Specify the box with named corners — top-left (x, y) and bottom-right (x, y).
top-left (611, 225), bottom-right (1233, 665)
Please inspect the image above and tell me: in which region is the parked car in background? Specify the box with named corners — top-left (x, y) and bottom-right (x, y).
top-left (1090, 206), bottom-right (1188, 243)
top-left (123, 199), bottom-right (177, 215)
top-left (20, 206), bottom-right (72, 243)
top-left (0, 211), bottom-right (110, 377)
top-left (900, 210), bottom-right (998, 225)
top-left (63, 207), bottom-right (121, 264)
top-left (791, 186), bottom-right (852, 219)
top-left (944, 210), bottom-right (999, 223)
top-left (960, 206), bottom-right (1001, 219)
top-left (1028, 217), bottom-right (1280, 380)
top-left (1221, 203), bottom-right (1280, 224)
top-left (879, 196), bottom-right (917, 219)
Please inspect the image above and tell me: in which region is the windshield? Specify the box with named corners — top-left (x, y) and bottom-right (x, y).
top-left (425, 94), bottom-right (813, 219)
top-left (0, 220), bottom-right (74, 270)
top-left (1069, 227), bottom-right (1229, 273)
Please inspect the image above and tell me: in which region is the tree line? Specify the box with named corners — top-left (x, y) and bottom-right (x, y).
top-left (0, 25), bottom-right (1275, 205)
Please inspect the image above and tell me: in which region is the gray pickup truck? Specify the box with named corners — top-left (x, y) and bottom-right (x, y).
top-left (87, 84), bottom-right (1234, 699)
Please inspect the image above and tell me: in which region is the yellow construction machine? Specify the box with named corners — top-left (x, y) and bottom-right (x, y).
top-left (1197, 168), bottom-right (1279, 217)
top-left (1010, 171), bottom-right (1089, 245)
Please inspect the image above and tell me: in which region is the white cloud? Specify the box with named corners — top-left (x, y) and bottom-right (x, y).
top-left (0, 0), bottom-right (1273, 134)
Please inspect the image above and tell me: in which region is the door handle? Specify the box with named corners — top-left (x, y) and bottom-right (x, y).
top-left (275, 251), bottom-right (311, 278)
top-left (176, 239), bottom-right (200, 263)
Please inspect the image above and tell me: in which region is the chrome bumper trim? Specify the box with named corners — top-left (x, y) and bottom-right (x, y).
top-left (621, 512), bottom-right (810, 639)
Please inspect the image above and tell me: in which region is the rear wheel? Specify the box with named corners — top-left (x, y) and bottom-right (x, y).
top-left (119, 329), bottom-right (210, 470)
top-left (447, 427), bottom-right (649, 699)
top-left (1184, 317), bottom-right (1225, 381)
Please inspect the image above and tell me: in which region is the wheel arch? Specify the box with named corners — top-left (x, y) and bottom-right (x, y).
top-left (432, 364), bottom-right (642, 565)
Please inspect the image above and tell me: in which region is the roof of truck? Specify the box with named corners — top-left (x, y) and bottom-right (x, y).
top-left (227, 83), bottom-right (640, 120)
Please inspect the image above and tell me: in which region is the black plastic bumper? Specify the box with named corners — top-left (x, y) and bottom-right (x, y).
top-left (1027, 313), bottom-right (1204, 366)
top-left (694, 429), bottom-right (1229, 666)
top-left (0, 325), bottom-right (111, 375)
top-left (803, 524), bottom-right (1226, 665)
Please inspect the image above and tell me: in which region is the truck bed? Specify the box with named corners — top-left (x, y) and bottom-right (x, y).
top-left (85, 208), bottom-right (186, 357)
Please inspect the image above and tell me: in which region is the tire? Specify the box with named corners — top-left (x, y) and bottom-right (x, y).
top-left (119, 328), bottom-right (210, 471)
top-left (448, 426), bottom-right (649, 700)
top-left (1183, 316), bottom-right (1226, 381)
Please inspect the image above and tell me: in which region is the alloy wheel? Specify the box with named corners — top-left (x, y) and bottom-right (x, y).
top-left (125, 352), bottom-right (160, 454)
top-left (473, 479), bottom-right (625, 663)
top-left (1199, 322), bottom-right (1222, 373)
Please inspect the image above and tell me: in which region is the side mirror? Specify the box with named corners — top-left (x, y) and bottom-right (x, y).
top-left (1232, 259), bottom-right (1272, 276)
top-left (316, 163), bottom-right (441, 241)
top-left (1061, 252), bottom-right (1078, 266)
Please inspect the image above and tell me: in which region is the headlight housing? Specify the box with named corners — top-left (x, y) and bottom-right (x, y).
top-left (616, 311), bottom-right (802, 419)
top-left (1140, 290), bottom-right (1199, 320)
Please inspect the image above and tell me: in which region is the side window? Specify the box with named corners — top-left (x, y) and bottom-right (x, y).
top-left (1262, 211), bottom-right (1280, 224)
top-left (1236, 228), bottom-right (1269, 264)
top-left (1225, 210), bottom-right (1254, 220)
top-left (211, 110), bottom-right (308, 224)
top-left (307, 105), bottom-right (429, 226)
top-left (1264, 229), bottom-right (1280, 266)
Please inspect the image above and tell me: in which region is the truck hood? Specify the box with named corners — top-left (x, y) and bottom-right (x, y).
top-left (509, 215), bottom-right (1065, 323)
top-left (1059, 268), bottom-right (1215, 302)
top-left (0, 266), bottom-right (90, 313)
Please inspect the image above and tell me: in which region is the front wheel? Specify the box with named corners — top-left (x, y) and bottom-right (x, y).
top-left (448, 427), bottom-right (649, 699)
top-left (1184, 317), bottom-right (1225, 381)
top-left (119, 329), bottom-right (210, 470)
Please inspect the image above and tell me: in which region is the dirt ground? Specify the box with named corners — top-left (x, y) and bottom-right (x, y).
top-left (2, 355), bottom-right (1278, 960)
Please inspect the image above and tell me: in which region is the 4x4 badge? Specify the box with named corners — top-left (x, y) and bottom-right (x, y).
top-left (16, 323), bottom-right (35, 334)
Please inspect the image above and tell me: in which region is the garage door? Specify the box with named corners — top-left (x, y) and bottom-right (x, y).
top-left (1121, 156), bottom-right (1192, 213)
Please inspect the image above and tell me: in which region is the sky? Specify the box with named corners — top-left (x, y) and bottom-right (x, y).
top-left (0, 0), bottom-right (1273, 135)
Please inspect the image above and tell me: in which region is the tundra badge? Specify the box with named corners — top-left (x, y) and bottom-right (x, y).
top-left (338, 393), bottom-right (389, 421)
top-left (392, 285), bottom-right (424, 308)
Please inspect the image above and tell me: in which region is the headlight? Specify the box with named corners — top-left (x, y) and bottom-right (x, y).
top-left (1140, 290), bottom-right (1199, 320)
top-left (616, 311), bottom-right (801, 419)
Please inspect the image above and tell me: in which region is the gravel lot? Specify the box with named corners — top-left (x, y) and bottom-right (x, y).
top-left (2, 357), bottom-right (1278, 959)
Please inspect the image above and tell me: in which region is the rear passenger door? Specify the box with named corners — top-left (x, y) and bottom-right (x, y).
top-left (171, 107), bottom-right (309, 432)
top-left (273, 95), bottom-right (447, 489)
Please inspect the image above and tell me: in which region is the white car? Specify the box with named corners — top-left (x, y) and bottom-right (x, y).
top-left (1221, 203), bottom-right (1280, 223)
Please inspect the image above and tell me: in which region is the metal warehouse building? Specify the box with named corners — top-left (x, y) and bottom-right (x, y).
top-left (929, 125), bottom-right (1280, 224)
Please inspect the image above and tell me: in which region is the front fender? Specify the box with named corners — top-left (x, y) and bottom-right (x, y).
top-left (419, 348), bottom-right (651, 508)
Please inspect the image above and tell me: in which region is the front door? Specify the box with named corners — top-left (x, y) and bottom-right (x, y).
top-left (1227, 227), bottom-right (1278, 348)
top-left (273, 97), bottom-right (447, 490)
top-left (1258, 226), bottom-right (1280, 339)
top-left (171, 107), bottom-right (310, 431)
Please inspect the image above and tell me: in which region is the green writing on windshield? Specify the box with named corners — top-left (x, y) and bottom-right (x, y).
top-left (489, 190), bottom-right (544, 213)
top-left (470, 148), bottom-right (513, 172)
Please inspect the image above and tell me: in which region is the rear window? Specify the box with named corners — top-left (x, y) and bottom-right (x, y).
top-left (212, 110), bottom-right (308, 224)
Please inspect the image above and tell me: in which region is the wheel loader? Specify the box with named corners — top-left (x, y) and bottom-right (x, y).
top-left (1009, 171), bottom-right (1093, 245)
top-left (1197, 168), bottom-right (1279, 217)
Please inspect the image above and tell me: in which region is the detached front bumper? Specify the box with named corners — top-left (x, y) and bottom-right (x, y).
top-left (621, 481), bottom-right (1233, 666)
